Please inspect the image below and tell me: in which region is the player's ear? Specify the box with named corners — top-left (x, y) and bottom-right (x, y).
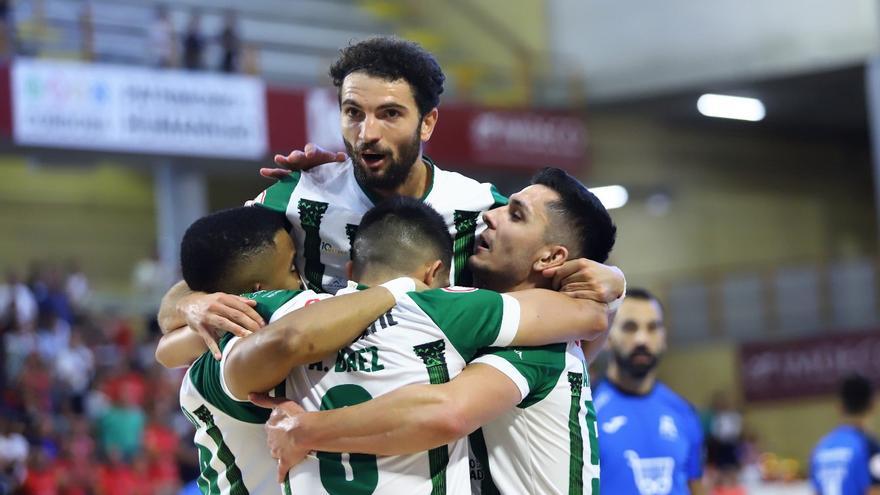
top-left (423, 259), bottom-right (446, 288)
top-left (532, 244), bottom-right (568, 273)
top-left (420, 108), bottom-right (439, 142)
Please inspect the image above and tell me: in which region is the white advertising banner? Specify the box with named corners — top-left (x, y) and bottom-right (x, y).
top-left (12, 58), bottom-right (268, 159)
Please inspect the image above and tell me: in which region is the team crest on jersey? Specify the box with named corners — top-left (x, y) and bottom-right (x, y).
top-left (625, 450), bottom-right (675, 495)
top-left (659, 415), bottom-right (678, 441)
top-left (441, 286), bottom-right (478, 293)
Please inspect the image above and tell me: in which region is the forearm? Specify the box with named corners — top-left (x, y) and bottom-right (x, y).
top-left (157, 280), bottom-right (198, 334)
top-left (155, 326), bottom-right (208, 368)
top-left (509, 289), bottom-right (609, 346)
top-left (225, 285), bottom-right (398, 399)
top-left (297, 384), bottom-right (465, 455)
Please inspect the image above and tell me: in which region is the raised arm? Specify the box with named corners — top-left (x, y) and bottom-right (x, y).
top-left (156, 280), bottom-right (264, 360)
top-left (224, 280), bottom-right (414, 400)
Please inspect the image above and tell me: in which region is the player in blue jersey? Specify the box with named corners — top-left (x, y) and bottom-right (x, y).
top-left (811, 374), bottom-right (880, 495)
top-left (593, 288), bottom-right (704, 495)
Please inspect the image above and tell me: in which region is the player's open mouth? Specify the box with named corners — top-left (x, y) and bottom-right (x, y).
top-left (361, 153), bottom-right (386, 169)
top-left (477, 237), bottom-right (491, 252)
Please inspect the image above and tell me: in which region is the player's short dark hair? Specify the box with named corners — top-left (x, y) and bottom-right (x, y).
top-left (840, 374), bottom-right (874, 415)
top-left (329, 36), bottom-right (445, 117)
top-left (352, 196), bottom-right (452, 277)
top-left (624, 287), bottom-right (665, 316)
top-left (180, 207), bottom-right (288, 293)
top-left (531, 167), bottom-right (617, 263)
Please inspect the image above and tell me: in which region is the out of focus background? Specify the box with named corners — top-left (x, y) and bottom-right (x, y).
top-left (0, 1), bottom-right (877, 493)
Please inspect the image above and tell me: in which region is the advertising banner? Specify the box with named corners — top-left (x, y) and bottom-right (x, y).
top-left (12, 58), bottom-right (267, 159)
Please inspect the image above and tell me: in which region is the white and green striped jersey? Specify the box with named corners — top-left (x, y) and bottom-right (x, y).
top-left (469, 342), bottom-right (600, 495)
top-left (251, 156), bottom-right (507, 293)
top-left (244, 284), bottom-right (522, 495)
top-left (179, 288), bottom-right (327, 495)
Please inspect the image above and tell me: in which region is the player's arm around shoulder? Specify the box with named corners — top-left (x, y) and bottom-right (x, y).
top-left (286, 362), bottom-right (523, 456)
top-left (225, 280), bottom-right (414, 400)
top-left (505, 288), bottom-right (611, 346)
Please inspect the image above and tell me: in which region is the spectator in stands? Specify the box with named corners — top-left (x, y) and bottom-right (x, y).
top-left (65, 259), bottom-right (90, 316)
top-left (35, 308), bottom-right (71, 363)
top-left (97, 382), bottom-right (145, 460)
top-left (182, 10), bottom-right (203, 70)
top-left (149, 5), bottom-right (176, 68)
top-left (0, 417), bottom-right (28, 492)
top-left (55, 330), bottom-right (94, 414)
top-left (20, 447), bottom-right (60, 495)
top-left (218, 10), bottom-right (240, 73)
top-left (0, 269), bottom-right (38, 331)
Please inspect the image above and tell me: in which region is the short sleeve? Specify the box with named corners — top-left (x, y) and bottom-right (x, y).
top-left (249, 171), bottom-right (301, 212)
top-left (407, 288), bottom-right (520, 361)
top-left (471, 344), bottom-right (567, 408)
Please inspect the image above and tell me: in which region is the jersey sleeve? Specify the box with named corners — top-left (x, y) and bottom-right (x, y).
top-left (240, 289), bottom-right (307, 322)
top-left (248, 171), bottom-right (301, 212)
top-left (186, 335), bottom-right (281, 423)
top-left (867, 434), bottom-right (880, 485)
top-left (407, 288), bottom-right (520, 361)
top-left (471, 344), bottom-right (566, 406)
top-left (685, 406), bottom-right (705, 480)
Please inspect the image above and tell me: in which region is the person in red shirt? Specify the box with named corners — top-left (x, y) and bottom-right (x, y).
top-left (21, 449), bottom-right (60, 495)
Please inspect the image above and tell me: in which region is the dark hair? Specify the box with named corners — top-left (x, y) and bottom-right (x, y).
top-left (180, 207), bottom-right (288, 293)
top-left (352, 196), bottom-right (452, 276)
top-left (624, 287), bottom-right (665, 315)
top-left (840, 374), bottom-right (874, 415)
top-left (329, 36), bottom-right (445, 117)
top-left (530, 167), bottom-right (617, 263)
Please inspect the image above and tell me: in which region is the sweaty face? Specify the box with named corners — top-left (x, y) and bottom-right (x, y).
top-left (469, 185), bottom-right (559, 292)
top-left (608, 298), bottom-right (667, 379)
top-left (340, 72), bottom-right (424, 191)
top-left (255, 230), bottom-right (301, 291)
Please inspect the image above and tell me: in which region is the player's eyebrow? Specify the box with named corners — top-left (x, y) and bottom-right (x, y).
top-left (340, 98), bottom-right (362, 108)
top-left (509, 197), bottom-right (532, 217)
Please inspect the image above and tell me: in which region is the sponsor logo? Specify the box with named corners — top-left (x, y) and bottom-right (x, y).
top-left (602, 416), bottom-right (627, 434)
top-left (625, 450), bottom-right (675, 495)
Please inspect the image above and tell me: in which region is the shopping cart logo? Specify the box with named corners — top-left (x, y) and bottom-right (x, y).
top-left (625, 450), bottom-right (675, 495)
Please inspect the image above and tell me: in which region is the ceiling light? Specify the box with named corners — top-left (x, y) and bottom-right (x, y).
top-left (697, 94), bottom-right (765, 122)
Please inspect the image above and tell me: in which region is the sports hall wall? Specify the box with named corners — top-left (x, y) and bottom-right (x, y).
top-left (583, 109), bottom-right (877, 466)
top-left (0, 156), bottom-right (155, 292)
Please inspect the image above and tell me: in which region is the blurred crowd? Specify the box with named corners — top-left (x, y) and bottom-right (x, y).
top-left (0, 262), bottom-right (200, 495)
top-left (0, 1), bottom-right (250, 74)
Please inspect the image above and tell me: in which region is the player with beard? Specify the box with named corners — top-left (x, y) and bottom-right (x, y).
top-left (157, 36), bottom-right (624, 359)
top-left (593, 288), bottom-right (704, 495)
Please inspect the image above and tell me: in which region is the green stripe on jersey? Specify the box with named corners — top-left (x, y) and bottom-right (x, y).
top-left (468, 429), bottom-right (500, 495)
top-left (193, 405), bottom-right (249, 495)
top-left (568, 372), bottom-right (585, 495)
top-left (407, 288), bottom-right (506, 362)
top-left (452, 210), bottom-right (480, 287)
top-left (414, 340), bottom-right (452, 495)
top-left (297, 198), bottom-right (330, 292)
top-left (258, 171), bottom-right (301, 212)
